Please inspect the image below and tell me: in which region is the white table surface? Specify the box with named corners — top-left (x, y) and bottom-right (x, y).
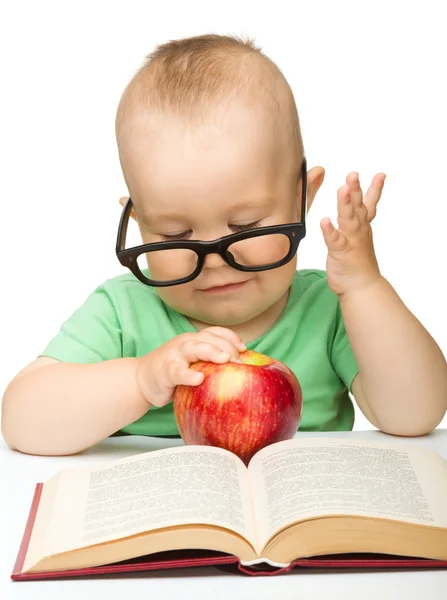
top-left (2, 429), bottom-right (447, 600)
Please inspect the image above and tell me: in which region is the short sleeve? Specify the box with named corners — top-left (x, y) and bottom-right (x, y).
top-left (330, 303), bottom-right (359, 392)
top-left (39, 283), bottom-right (123, 363)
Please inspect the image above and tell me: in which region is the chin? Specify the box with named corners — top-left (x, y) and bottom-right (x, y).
top-left (189, 307), bottom-right (260, 328)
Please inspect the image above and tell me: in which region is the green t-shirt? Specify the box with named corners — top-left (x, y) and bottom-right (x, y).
top-left (40, 268), bottom-right (359, 435)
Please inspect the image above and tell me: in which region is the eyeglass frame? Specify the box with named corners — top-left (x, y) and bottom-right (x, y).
top-left (116, 157), bottom-right (307, 287)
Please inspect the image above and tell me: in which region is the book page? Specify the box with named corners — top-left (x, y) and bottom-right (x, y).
top-left (248, 437), bottom-right (447, 550)
top-left (38, 445), bottom-right (256, 558)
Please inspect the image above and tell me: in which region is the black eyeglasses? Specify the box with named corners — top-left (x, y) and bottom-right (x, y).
top-left (116, 158), bottom-right (307, 287)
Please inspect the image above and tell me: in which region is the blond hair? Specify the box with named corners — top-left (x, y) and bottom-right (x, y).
top-left (115, 34), bottom-right (303, 170)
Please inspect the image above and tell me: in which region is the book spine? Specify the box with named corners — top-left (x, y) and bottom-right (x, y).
top-left (11, 554), bottom-right (239, 581)
top-left (237, 557), bottom-right (447, 575)
top-left (11, 483), bottom-right (43, 579)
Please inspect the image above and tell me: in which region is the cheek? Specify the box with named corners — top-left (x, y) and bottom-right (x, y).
top-left (257, 255), bottom-right (298, 289)
top-left (156, 281), bottom-right (194, 311)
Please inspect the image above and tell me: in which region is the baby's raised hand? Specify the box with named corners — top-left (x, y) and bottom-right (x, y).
top-left (135, 327), bottom-right (246, 408)
top-left (320, 171), bottom-right (386, 296)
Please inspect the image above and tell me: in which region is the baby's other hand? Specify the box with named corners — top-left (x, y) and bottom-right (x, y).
top-left (320, 171), bottom-right (386, 296)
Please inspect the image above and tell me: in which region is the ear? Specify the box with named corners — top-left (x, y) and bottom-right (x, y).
top-left (304, 166), bottom-right (325, 214)
top-left (119, 196), bottom-right (137, 221)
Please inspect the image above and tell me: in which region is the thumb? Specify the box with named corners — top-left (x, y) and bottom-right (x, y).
top-left (320, 218), bottom-right (348, 253)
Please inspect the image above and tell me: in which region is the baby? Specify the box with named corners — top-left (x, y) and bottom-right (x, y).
top-left (2, 35), bottom-right (446, 455)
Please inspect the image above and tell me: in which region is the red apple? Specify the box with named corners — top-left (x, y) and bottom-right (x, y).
top-left (173, 350), bottom-right (302, 465)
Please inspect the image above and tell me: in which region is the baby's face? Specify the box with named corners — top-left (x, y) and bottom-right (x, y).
top-left (121, 102), bottom-right (303, 329)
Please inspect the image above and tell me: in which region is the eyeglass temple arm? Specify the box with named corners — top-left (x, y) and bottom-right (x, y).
top-left (116, 197), bottom-right (133, 253)
top-left (301, 157), bottom-right (307, 225)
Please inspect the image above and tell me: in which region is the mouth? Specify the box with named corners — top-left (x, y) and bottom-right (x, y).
top-left (200, 280), bottom-right (249, 294)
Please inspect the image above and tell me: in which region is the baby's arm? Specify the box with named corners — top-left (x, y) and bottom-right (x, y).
top-left (1, 327), bottom-right (245, 456)
top-left (340, 278), bottom-right (447, 436)
top-left (1, 356), bottom-right (150, 455)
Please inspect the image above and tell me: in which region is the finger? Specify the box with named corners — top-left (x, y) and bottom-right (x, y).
top-left (195, 331), bottom-right (244, 362)
top-left (346, 172), bottom-right (364, 209)
top-left (337, 185), bottom-right (362, 234)
top-left (168, 361), bottom-right (204, 386)
top-left (363, 173), bottom-right (386, 222)
top-left (202, 326), bottom-right (247, 352)
top-left (180, 339), bottom-right (243, 365)
top-left (320, 217), bottom-right (349, 252)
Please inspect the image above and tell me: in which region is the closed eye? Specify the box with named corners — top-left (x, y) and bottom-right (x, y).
top-left (160, 221), bottom-right (262, 241)
top-left (232, 221), bottom-right (262, 232)
top-left (160, 231), bottom-right (191, 241)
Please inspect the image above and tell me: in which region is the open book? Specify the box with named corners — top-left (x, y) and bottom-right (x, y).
top-left (12, 437), bottom-right (447, 580)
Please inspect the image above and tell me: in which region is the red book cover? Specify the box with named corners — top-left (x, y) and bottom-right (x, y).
top-left (11, 484), bottom-right (447, 580)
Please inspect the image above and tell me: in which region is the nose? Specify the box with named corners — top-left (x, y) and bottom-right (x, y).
top-left (202, 251), bottom-right (228, 269)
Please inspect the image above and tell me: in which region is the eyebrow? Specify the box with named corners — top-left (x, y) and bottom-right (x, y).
top-left (140, 198), bottom-right (275, 227)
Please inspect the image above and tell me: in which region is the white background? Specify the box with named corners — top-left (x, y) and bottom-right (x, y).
top-left (0, 0), bottom-right (446, 432)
